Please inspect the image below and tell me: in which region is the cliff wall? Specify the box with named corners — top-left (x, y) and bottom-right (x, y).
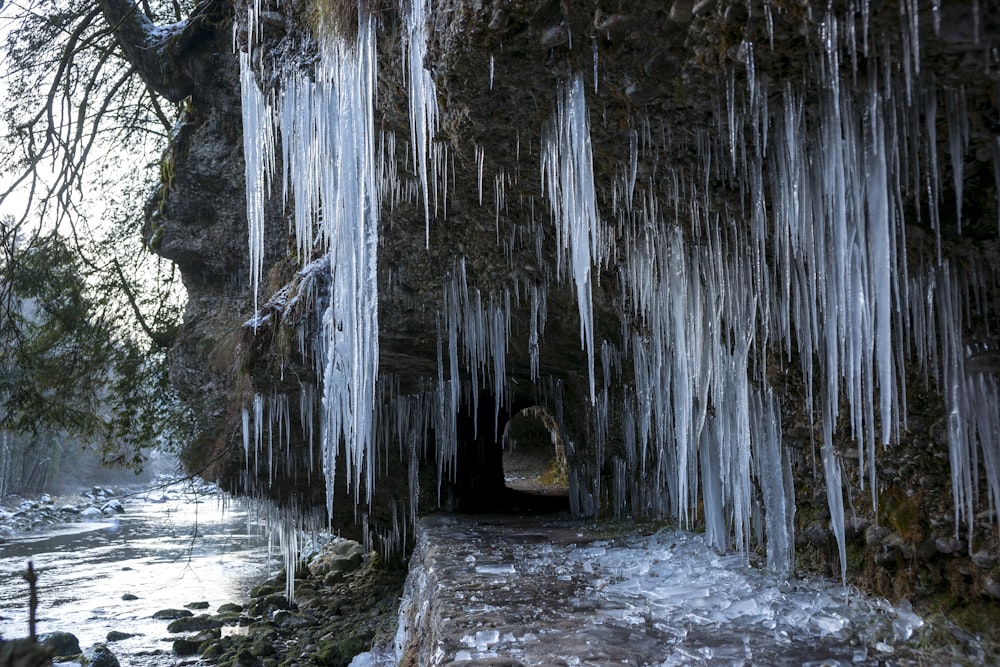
top-left (152, 0), bottom-right (1000, 613)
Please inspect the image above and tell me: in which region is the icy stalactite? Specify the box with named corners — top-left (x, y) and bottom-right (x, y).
top-left (621, 223), bottom-right (786, 565)
top-left (253, 500), bottom-right (328, 602)
top-left (542, 74), bottom-right (601, 403)
top-left (239, 51), bottom-right (276, 319)
top-left (404, 0), bottom-right (441, 245)
top-left (944, 87), bottom-right (968, 235)
top-left (528, 284), bottom-right (546, 382)
top-left (313, 20), bottom-right (381, 513)
top-left (609, 8), bottom-right (999, 576)
top-left (279, 75), bottom-right (319, 266)
top-left (751, 386), bottom-right (794, 574)
top-left (241, 12), bottom-right (381, 518)
top-left (907, 259), bottom-right (1000, 543)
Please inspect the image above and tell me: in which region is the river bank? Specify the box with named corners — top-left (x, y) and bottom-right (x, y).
top-left (0, 484), bottom-right (138, 537)
top-left (158, 542), bottom-right (405, 667)
top-left (0, 479), bottom-right (277, 667)
top-left (4, 483), bottom-right (998, 667)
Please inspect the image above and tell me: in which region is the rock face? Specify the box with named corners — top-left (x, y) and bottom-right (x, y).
top-left (149, 0), bottom-right (1000, 608)
top-left (0, 639), bottom-right (54, 667)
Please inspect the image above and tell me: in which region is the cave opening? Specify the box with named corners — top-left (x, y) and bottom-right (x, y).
top-left (442, 398), bottom-right (570, 516)
top-left (500, 406), bottom-right (570, 514)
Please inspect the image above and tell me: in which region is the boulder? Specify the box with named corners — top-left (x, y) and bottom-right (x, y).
top-left (0, 638), bottom-right (55, 667)
top-left (38, 630), bottom-right (81, 657)
top-left (171, 638), bottom-right (202, 656)
top-left (166, 614), bottom-right (225, 633)
top-left (81, 643), bottom-right (120, 667)
top-left (99, 500), bottom-right (124, 515)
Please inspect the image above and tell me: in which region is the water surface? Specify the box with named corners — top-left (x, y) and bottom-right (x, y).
top-left (0, 482), bottom-right (277, 665)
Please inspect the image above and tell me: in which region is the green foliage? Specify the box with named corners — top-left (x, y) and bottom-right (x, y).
top-left (0, 0), bottom-right (198, 486)
top-left (0, 229), bottom-right (192, 478)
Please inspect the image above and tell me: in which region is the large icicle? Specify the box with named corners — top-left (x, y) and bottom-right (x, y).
top-left (404, 0), bottom-right (441, 245)
top-left (239, 51), bottom-right (276, 318)
top-left (245, 14), bottom-right (381, 515)
top-left (315, 19), bottom-right (381, 511)
top-left (542, 74), bottom-right (601, 403)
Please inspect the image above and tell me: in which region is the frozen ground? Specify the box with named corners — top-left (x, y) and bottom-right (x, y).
top-left (381, 514), bottom-right (937, 667)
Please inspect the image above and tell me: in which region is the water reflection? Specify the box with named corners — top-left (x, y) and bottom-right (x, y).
top-left (0, 482), bottom-right (278, 665)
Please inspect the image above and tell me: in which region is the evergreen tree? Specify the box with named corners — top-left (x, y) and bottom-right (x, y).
top-left (0, 0), bottom-right (202, 488)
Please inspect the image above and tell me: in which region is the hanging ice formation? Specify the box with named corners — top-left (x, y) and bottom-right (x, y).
top-left (240, 11), bottom-right (380, 521)
top-left (542, 74), bottom-right (601, 404)
top-left (234, 1), bottom-right (999, 581)
top-left (403, 0), bottom-right (442, 245)
top-left (240, 49), bottom-right (275, 319)
top-left (606, 11), bottom-right (999, 578)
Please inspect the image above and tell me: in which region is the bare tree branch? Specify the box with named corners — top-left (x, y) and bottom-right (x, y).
top-left (98, 0), bottom-right (217, 103)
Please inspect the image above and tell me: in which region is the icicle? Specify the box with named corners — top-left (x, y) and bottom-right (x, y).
top-left (529, 284), bottom-right (546, 381)
top-left (925, 80), bottom-right (943, 262)
top-left (253, 14), bottom-right (383, 516)
top-left (542, 74), bottom-right (600, 403)
top-left (935, 264), bottom-right (976, 542)
top-left (823, 416), bottom-right (848, 586)
top-left (239, 51), bottom-right (276, 319)
top-left (752, 385), bottom-right (794, 573)
top-left (945, 87), bottom-right (968, 235)
top-left (476, 145), bottom-right (486, 206)
top-left (404, 0), bottom-right (440, 246)
top-left (253, 393), bottom-right (264, 478)
top-left (242, 405), bottom-right (251, 467)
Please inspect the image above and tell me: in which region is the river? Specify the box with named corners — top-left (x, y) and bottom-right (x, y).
top-left (0, 480), bottom-right (279, 666)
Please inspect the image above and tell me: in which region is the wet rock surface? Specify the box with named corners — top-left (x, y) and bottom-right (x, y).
top-left (0, 487), bottom-right (134, 537)
top-left (397, 515), bottom-right (997, 666)
top-left (168, 537), bottom-right (405, 667)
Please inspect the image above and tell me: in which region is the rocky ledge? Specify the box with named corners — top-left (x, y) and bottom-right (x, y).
top-left (0, 487), bottom-right (129, 538)
top-left (159, 538), bottom-right (405, 667)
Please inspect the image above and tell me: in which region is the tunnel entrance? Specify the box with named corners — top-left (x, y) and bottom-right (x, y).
top-left (440, 396), bottom-right (569, 515)
top-left (501, 406), bottom-right (569, 514)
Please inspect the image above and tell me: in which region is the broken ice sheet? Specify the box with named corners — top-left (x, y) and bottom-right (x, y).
top-left (474, 563), bottom-right (516, 575)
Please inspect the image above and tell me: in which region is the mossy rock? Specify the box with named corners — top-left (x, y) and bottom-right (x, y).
top-left (217, 611), bottom-right (244, 625)
top-left (312, 635), bottom-right (368, 667)
top-left (173, 637), bottom-right (203, 656)
top-left (249, 584), bottom-right (281, 598)
top-left (248, 594), bottom-right (291, 617)
top-left (153, 608), bottom-right (193, 620)
top-left (166, 614), bottom-right (225, 633)
top-left (233, 646), bottom-right (260, 666)
top-left (880, 486), bottom-right (926, 544)
top-left (38, 631), bottom-right (80, 657)
top-left (200, 639), bottom-right (228, 660)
